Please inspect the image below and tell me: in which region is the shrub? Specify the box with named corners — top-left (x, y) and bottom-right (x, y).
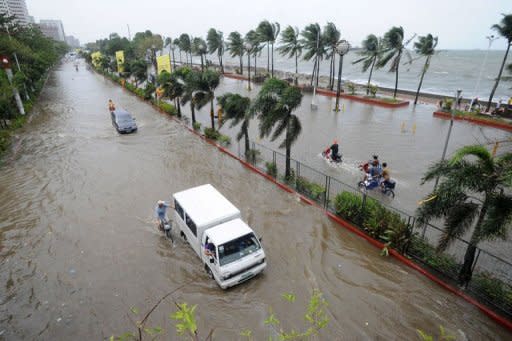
top-left (0, 130), bottom-right (11, 153)
top-left (409, 237), bottom-right (460, 276)
top-left (471, 272), bottom-right (512, 307)
top-left (143, 83), bottom-right (156, 100)
top-left (125, 83), bottom-right (136, 93)
top-left (334, 191), bottom-right (362, 222)
top-left (443, 98), bottom-right (453, 110)
top-left (246, 149), bottom-right (260, 164)
top-left (218, 134), bottom-right (231, 146)
top-left (368, 84), bottom-right (378, 97)
top-left (135, 88), bottom-right (145, 98)
top-left (346, 82), bottom-right (356, 95)
top-left (158, 102), bottom-right (177, 115)
top-left (204, 127), bottom-right (220, 140)
top-left (296, 176), bottom-right (326, 201)
top-left (265, 161), bottom-right (277, 178)
top-left (192, 122), bottom-right (201, 131)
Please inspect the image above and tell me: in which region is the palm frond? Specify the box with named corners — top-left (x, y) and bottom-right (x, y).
top-left (479, 193), bottom-right (512, 241)
top-left (437, 202), bottom-right (479, 252)
top-left (450, 145), bottom-right (494, 173)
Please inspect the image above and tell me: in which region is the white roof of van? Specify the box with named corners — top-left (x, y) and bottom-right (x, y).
top-left (173, 184), bottom-right (240, 227)
top-left (207, 218), bottom-right (254, 245)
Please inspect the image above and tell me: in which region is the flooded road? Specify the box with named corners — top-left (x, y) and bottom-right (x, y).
top-left (1, 61), bottom-right (510, 340)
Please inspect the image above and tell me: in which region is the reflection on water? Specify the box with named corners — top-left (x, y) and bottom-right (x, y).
top-left (0, 61), bottom-right (510, 340)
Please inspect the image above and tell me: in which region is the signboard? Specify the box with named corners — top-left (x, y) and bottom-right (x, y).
top-left (156, 54), bottom-right (171, 75)
top-left (91, 51), bottom-right (102, 68)
top-left (115, 50), bottom-right (125, 73)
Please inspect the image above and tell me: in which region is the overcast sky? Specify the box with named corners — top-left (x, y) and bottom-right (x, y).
top-left (27, 0), bottom-right (511, 50)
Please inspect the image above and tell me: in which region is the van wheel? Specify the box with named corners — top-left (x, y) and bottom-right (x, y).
top-left (205, 264), bottom-right (214, 279)
top-left (180, 231), bottom-right (187, 241)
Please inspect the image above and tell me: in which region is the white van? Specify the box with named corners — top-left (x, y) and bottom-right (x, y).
top-left (173, 184), bottom-right (266, 289)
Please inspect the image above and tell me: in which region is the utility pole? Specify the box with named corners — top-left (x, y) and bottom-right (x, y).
top-left (1, 55), bottom-right (25, 115)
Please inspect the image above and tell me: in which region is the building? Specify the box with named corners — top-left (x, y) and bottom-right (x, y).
top-left (0, 0), bottom-right (31, 25)
top-left (38, 19), bottom-right (66, 42)
top-left (66, 35), bottom-right (80, 48)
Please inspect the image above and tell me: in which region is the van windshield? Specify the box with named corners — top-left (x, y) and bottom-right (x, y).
top-left (218, 233), bottom-right (260, 266)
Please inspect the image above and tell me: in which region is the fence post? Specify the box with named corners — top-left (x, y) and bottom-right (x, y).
top-left (324, 176), bottom-right (330, 209)
top-left (296, 161), bottom-right (300, 178)
top-left (359, 191), bottom-right (367, 225)
top-left (251, 141), bottom-right (256, 165)
top-left (273, 150), bottom-right (276, 166)
top-left (471, 248), bottom-right (482, 275)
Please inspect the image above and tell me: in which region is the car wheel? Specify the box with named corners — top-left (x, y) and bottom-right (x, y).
top-left (205, 264), bottom-right (214, 279)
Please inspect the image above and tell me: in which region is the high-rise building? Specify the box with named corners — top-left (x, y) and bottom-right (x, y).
top-left (38, 20), bottom-right (66, 42)
top-left (0, 0), bottom-right (30, 25)
top-left (66, 35), bottom-right (80, 48)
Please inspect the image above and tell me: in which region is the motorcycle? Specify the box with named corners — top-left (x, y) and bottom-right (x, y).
top-left (321, 150), bottom-right (342, 164)
top-left (158, 217), bottom-right (173, 241)
top-left (358, 176), bottom-right (396, 198)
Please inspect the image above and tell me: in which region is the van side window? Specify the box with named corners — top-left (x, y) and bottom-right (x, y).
top-left (174, 199), bottom-right (184, 220)
top-left (185, 213), bottom-right (197, 237)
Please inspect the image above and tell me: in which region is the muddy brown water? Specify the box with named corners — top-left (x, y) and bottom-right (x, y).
top-left (0, 61), bottom-right (510, 340)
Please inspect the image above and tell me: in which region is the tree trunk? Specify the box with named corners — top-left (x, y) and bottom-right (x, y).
top-left (210, 97), bottom-right (215, 130)
top-left (177, 98), bottom-right (181, 118)
top-left (244, 129), bottom-right (250, 155)
top-left (315, 56), bottom-right (320, 88)
top-left (366, 57), bottom-right (376, 95)
top-left (414, 56), bottom-right (430, 105)
top-left (254, 53), bottom-right (257, 77)
top-left (284, 118), bottom-right (292, 179)
top-left (328, 56), bottom-right (333, 89)
top-left (458, 202), bottom-right (488, 287)
top-left (267, 43), bottom-right (270, 73)
top-left (239, 55), bottom-right (243, 75)
top-left (271, 42), bottom-right (274, 78)
top-left (200, 54), bottom-right (204, 72)
top-left (219, 51), bottom-right (224, 73)
top-left (393, 51), bottom-right (402, 98)
top-left (190, 102), bottom-right (196, 124)
top-left (179, 51), bottom-right (182, 64)
top-left (486, 42), bottom-right (510, 112)
top-left (294, 52), bottom-right (298, 86)
top-left (171, 50), bottom-right (176, 69)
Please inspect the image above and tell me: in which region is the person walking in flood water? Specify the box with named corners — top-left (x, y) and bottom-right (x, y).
top-left (108, 99), bottom-right (116, 112)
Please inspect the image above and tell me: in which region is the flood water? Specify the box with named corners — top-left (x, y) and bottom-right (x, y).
top-left (0, 61), bottom-right (510, 340)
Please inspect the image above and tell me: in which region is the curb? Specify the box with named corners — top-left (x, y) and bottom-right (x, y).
top-left (433, 111), bottom-right (512, 132)
top-left (97, 69), bottom-right (512, 331)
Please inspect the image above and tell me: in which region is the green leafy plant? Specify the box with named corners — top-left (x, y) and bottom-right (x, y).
top-left (334, 191), bottom-right (362, 221)
top-left (295, 176), bottom-right (326, 201)
top-left (204, 127), bottom-right (220, 140)
top-left (368, 83), bottom-right (378, 97)
top-left (193, 122), bottom-right (202, 131)
top-left (346, 82), bottom-right (356, 95)
top-left (170, 303), bottom-right (198, 337)
top-left (143, 83), bottom-right (156, 100)
top-left (416, 325), bottom-right (455, 341)
top-left (471, 272), bottom-right (512, 307)
top-left (217, 134), bottom-right (231, 146)
top-left (158, 102), bottom-right (177, 115)
top-left (265, 161), bottom-right (277, 178)
top-left (442, 98), bottom-right (453, 110)
top-left (246, 148), bottom-right (261, 164)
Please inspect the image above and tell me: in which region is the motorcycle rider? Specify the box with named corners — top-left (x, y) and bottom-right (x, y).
top-left (325, 139), bottom-right (341, 162)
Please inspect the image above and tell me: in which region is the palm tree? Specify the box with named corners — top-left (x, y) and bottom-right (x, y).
top-left (207, 28), bottom-right (224, 73)
top-left (227, 31), bottom-right (244, 75)
top-left (192, 37), bottom-right (208, 71)
top-left (246, 29), bottom-right (262, 77)
top-left (165, 37), bottom-right (177, 69)
top-left (416, 145), bottom-right (512, 287)
top-left (179, 34), bottom-right (191, 66)
top-left (217, 93), bottom-right (252, 155)
top-left (486, 14), bottom-right (512, 112)
top-left (181, 68), bottom-right (201, 125)
top-left (377, 26), bottom-right (407, 98)
top-left (278, 26), bottom-right (302, 85)
top-left (173, 38), bottom-right (182, 64)
top-left (413, 34), bottom-right (438, 105)
top-left (257, 20), bottom-right (280, 77)
top-left (323, 22), bottom-right (341, 90)
top-left (193, 70), bottom-right (221, 130)
top-left (301, 23), bottom-right (325, 87)
top-left (127, 59), bottom-right (147, 87)
top-left (157, 69), bottom-right (184, 117)
top-left (252, 78), bottom-right (303, 179)
top-left (353, 34), bottom-right (382, 95)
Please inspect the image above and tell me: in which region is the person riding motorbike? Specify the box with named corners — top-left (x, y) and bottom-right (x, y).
top-left (330, 140), bottom-right (341, 162)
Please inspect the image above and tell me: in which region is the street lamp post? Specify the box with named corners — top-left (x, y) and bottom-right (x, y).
top-left (468, 35), bottom-right (498, 111)
top-left (334, 40), bottom-right (350, 112)
top-left (244, 42), bottom-right (252, 91)
top-left (434, 89), bottom-right (462, 190)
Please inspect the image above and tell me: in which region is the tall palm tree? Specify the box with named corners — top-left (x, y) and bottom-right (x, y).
top-left (157, 69), bottom-right (185, 117)
top-left (217, 93), bottom-right (252, 155)
top-left (181, 69), bottom-right (201, 125)
top-left (207, 28), bottom-right (224, 73)
top-left (377, 26), bottom-right (407, 98)
top-left (192, 37), bottom-right (208, 71)
top-left (413, 34), bottom-right (438, 105)
top-left (127, 59), bottom-right (147, 87)
top-left (179, 34), bottom-right (191, 66)
top-left (193, 70), bottom-right (221, 130)
top-left (301, 23), bottom-right (325, 87)
top-left (246, 29), bottom-right (262, 77)
top-left (416, 145), bottom-right (512, 287)
top-left (278, 25), bottom-right (302, 85)
top-left (353, 34), bottom-right (382, 95)
top-left (165, 37), bottom-right (177, 69)
top-left (227, 31), bottom-right (244, 75)
top-left (257, 20), bottom-right (280, 77)
top-left (173, 38), bottom-right (182, 64)
top-left (252, 78), bottom-right (303, 179)
top-left (486, 14), bottom-right (512, 112)
top-left (323, 22), bottom-right (341, 90)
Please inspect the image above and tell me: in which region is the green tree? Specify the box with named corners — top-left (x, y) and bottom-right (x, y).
top-left (323, 22), bottom-right (341, 90)
top-left (127, 59), bottom-right (147, 87)
top-left (217, 93), bottom-right (252, 155)
top-left (192, 37), bottom-right (208, 71)
top-left (278, 26), bottom-right (303, 85)
top-left (165, 37), bottom-right (177, 69)
top-left (173, 38), bottom-right (182, 64)
top-left (179, 34), bottom-right (192, 66)
top-left (193, 69), bottom-right (221, 130)
top-left (245, 29), bottom-right (262, 77)
top-left (158, 69), bottom-right (185, 117)
top-left (486, 13), bottom-right (512, 111)
top-left (207, 28), bottom-right (224, 73)
top-left (301, 23), bottom-right (325, 87)
top-left (256, 20), bottom-right (280, 77)
top-left (252, 79), bottom-right (303, 179)
top-left (377, 26), bottom-right (408, 98)
top-left (353, 34), bottom-right (383, 95)
top-left (412, 34), bottom-right (438, 105)
top-left (416, 145), bottom-right (512, 287)
top-left (227, 31), bottom-right (244, 74)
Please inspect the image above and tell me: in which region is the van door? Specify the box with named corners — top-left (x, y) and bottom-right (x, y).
top-left (202, 234), bottom-right (220, 280)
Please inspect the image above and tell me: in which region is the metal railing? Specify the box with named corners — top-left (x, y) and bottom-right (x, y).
top-left (236, 139), bottom-right (512, 318)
